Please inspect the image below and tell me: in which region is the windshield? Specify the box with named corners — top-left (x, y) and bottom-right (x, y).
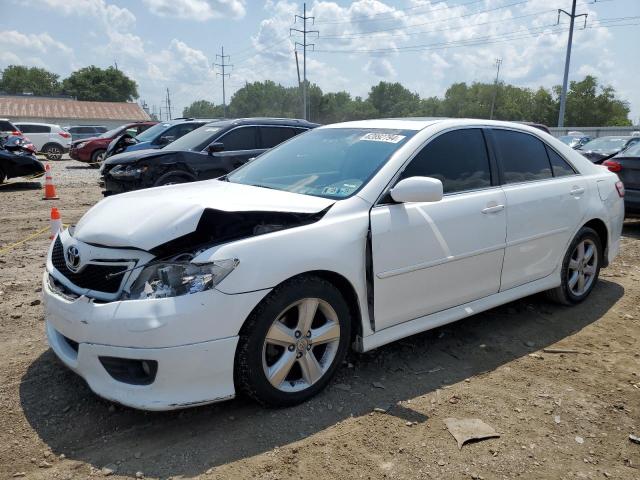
top-left (164, 125), bottom-right (222, 151)
top-left (580, 137), bottom-right (628, 153)
top-left (227, 128), bottom-right (417, 199)
top-left (618, 141), bottom-right (640, 157)
top-left (559, 135), bottom-right (580, 147)
top-left (134, 122), bottom-right (171, 143)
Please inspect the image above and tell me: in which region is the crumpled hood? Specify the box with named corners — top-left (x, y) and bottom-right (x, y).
top-left (73, 179), bottom-right (334, 251)
top-left (103, 148), bottom-right (172, 167)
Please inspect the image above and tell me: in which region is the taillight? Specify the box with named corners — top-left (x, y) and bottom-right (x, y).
top-left (11, 130), bottom-right (22, 136)
top-left (602, 159), bottom-right (622, 172)
top-left (58, 131), bottom-right (71, 138)
top-left (615, 181), bottom-right (625, 197)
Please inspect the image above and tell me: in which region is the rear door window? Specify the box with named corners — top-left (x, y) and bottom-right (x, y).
top-left (492, 129), bottom-right (552, 184)
top-left (219, 127), bottom-right (258, 151)
top-left (259, 127), bottom-right (297, 148)
top-left (399, 128), bottom-right (492, 194)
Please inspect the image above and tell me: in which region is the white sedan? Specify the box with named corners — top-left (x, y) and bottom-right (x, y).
top-left (43, 118), bottom-right (624, 410)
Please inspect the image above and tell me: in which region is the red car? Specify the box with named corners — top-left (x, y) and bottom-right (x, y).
top-left (69, 121), bottom-right (157, 165)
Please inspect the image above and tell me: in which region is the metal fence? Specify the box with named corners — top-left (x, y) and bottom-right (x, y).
top-left (549, 126), bottom-right (640, 138)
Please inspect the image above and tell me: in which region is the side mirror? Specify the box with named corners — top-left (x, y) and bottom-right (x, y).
top-left (207, 142), bottom-right (225, 155)
top-left (390, 177), bottom-right (443, 203)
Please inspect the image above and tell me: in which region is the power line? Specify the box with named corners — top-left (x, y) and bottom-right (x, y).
top-left (214, 46), bottom-right (232, 118)
top-left (314, 0), bottom-right (485, 25)
top-left (313, 17), bottom-right (639, 54)
top-left (291, 2), bottom-right (318, 120)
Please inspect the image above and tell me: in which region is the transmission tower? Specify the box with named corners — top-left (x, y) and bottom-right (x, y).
top-left (557, 0), bottom-right (588, 127)
top-left (214, 46), bottom-right (232, 118)
top-left (489, 58), bottom-right (502, 120)
top-left (291, 3), bottom-right (318, 120)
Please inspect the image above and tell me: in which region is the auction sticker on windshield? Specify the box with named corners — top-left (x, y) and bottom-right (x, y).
top-left (361, 132), bottom-right (406, 143)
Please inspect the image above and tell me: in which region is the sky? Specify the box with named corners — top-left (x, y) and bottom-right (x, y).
top-left (3, 0), bottom-right (640, 123)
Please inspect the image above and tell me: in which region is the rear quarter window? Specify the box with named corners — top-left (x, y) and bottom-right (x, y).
top-left (546, 147), bottom-right (576, 177)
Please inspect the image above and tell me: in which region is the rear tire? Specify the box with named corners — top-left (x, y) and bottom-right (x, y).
top-left (44, 144), bottom-right (63, 161)
top-left (546, 227), bottom-right (602, 305)
top-left (235, 275), bottom-right (351, 407)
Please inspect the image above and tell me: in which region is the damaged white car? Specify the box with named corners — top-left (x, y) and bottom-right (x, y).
top-left (44, 119), bottom-right (624, 410)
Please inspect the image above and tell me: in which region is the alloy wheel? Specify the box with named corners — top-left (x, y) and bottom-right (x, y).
top-left (567, 238), bottom-right (598, 296)
top-left (261, 298), bottom-right (341, 392)
top-left (47, 146), bottom-right (62, 160)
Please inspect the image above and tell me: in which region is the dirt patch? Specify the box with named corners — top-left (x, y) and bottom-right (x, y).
top-left (1, 163), bottom-right (639, 479)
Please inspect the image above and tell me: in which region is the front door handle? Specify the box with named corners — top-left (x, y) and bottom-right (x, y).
top-left (570, 186), bottom-right (585, 196)
top-left (482, 204), bottom-right (505, 214)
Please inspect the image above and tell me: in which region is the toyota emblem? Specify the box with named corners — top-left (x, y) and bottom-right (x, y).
top-left (65, 245), bottom-right (81, 272)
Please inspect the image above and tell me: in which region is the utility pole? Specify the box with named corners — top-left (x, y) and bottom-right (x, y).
top-left (165, 88), bottom-right (172, 121)
top-left (291, 3), bottom-right (318, 120)
top-left (557, 0), bottom-right (588, 127)
top-left (294, 51), bottom-right (303, 118)
top-left (489, 58), bottom-right (502, 120)
top-left (214, 46), bottom-right (232, 118)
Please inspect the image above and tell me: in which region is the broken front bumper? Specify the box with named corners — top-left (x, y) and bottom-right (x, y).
top-left (43, 271), bottom-right (270, 410)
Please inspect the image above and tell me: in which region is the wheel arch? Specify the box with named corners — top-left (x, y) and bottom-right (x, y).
top-left (154, 169), bottom-right (197, 186)
top-left (237, 270), bottom-right (364, 349)
top-left (582, 218), bottom-right (609, 267)
top-left (42, 141), bottom-right (64, 152)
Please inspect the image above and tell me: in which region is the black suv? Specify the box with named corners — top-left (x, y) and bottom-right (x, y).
top-left (101, 118), bottom-right (318, 196)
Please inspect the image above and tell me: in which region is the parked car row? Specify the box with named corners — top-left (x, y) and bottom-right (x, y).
top-left (101, 118), bottom-right (318, 195)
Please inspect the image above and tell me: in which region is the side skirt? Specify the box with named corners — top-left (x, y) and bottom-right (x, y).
top-left (355, 273), bottom-right (560, 353)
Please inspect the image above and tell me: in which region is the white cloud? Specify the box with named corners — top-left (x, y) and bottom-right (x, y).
top-left (0, 30), bottom-right (73, 70)
top-left (364, 57), bottom-right (396, 78)
top-left (25, 0), bottom-right (136, 30)
top-left (142, 0), bottom-right (246, 21)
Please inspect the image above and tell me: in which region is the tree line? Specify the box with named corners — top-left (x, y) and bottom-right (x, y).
top-left (184, 75), bottom-right (632, 127)
top-left (0, 64), bottom-right (631, 126)
top-left (0, 65), bottom-right (138, 102)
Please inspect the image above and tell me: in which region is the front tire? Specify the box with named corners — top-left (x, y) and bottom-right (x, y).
top-left (235, 276), bottom-right (351, 407)
top-left (90, 149), bottom-right (106, 167)
top-left (547, 227), bottom-right (602, 305)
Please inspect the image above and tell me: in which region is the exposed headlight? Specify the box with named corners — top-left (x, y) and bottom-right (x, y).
top-left (109, 164), bottom-right (148, 179)
top-left (75, 142), bottom-right (87, 149)
top-left (128, 259), bottom-right (239, 300)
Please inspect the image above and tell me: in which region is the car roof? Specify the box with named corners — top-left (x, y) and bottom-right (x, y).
top-left (319, 117), bottom-right (555, 132)
top-left (203, 117), bottom-right (320, 128)
top-left (13, 121), bottom-right (61, 126)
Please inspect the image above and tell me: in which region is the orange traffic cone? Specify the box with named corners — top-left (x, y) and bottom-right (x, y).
top-left (42, 163), bottom-right (59, 200)
top-left (50, 207), bottom-right (62, 240)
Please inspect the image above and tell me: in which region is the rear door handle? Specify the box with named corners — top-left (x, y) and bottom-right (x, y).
top-left (570, 186), bottom-right (585, 196)
top-left (482, 204), bottom-right (505, 214)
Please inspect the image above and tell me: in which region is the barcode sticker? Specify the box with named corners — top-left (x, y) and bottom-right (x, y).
top-left (361, 133), bottom-right (406, 143)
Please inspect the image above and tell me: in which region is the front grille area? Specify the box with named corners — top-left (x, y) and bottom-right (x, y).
top-left (51, 237), bottom-right (126, 294)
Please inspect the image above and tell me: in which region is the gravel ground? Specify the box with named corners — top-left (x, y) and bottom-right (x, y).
top-left (1, 159), bottom-right (639, 479)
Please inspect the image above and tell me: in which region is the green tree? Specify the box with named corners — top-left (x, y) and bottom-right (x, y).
top-left (183, 100), bottom-right (225, 118)
top-left (0, 65), bottom-right (60, 96)
top-left (367, 82), bottom-right (420, 117)
top-left (563, 76), bottom-right (631, 126)
top-left (62, 66), bottom-right (138, 102)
